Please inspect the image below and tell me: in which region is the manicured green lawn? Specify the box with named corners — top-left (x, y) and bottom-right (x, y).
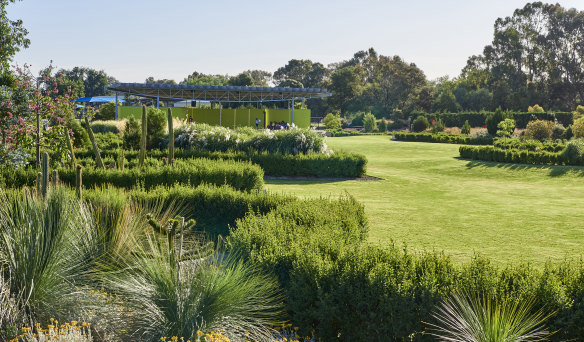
top-left (265, 135), bottom-right (584, 265)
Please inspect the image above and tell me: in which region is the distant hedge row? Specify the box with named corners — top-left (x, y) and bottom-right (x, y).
top-left (75, 148), bottom-right (368, 178)
top-left (392, 132), bottom-right (493, 145)
top-left (409, 112), bottom-right (573, 128)
top-left (0, 158), bottom-right (264, 192)
top-left (458, 145), bottom-right (584, 166)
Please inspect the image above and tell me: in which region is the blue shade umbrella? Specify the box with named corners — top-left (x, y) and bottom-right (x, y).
top-left (73, 96), bottom-right (125, 103)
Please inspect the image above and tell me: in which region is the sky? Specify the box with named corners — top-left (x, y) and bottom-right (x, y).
top-left (7, 0), bottom-right (584, 84)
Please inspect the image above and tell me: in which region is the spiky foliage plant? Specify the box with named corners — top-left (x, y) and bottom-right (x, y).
top-left (102, 228), bottom-right (284, 342)
top-left (138, 105), bottom-right (147, 168)
top-left (428, 292), bottom-right (554, 342)
top-left (168, 108), bottom-right (175, 164)
top-left (84, 116), bottom-right (105, 169)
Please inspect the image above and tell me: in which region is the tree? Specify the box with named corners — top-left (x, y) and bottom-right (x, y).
top-left (323, 113), bottom-right (341, 130)
top-left (461, 120), bottom-right (471, 135)
top-left (486, 108), bottom-right (506, 136)
top-left (145, 77), bottom-right (176, 85)
top-left (496, 118), bottom-right (516, 149)
top-left (243, 70), bottom-right (271, 86)
top-left (0, 0), bottom-right (30, 69)
top-left (524, 119), bottom-right (553, 141)
top-left (228, 73), bottom-right (253, 87)
top-left (412, 116), bottom-right (429, 132)
top-left (181, 72), bottom-right (229, 86)
top-left (363, 113), bottom-right (377, 132)
top-left (527, 104), bottom-right (544, 113)
top-left (328, 66), bottom-right (362, 115)
top-left (378, 118), bottom-right (387, 132)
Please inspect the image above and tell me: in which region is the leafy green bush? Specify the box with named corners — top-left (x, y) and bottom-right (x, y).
top-left (552, 124), bottom-right (566, 140)
top-left (378, 118), bottom-right (387, 132)
top-left (525, 119), bottom-right (554, 141)
top-left (92, 132), bottom-right (123, 151)
top-left (350, 112), bottom-right (365, 126)
top-left (485, 108), bottom-right (505, 136)
top-left (560, 139), bottom-right (584, 165)
top-left (573, 117), bottom-right (584, 138)
top-left (146, 107), bottom-right (166, 149)
top-left (94, 102), bottom-right (118, 121)
top-left (123, 117), bottom-right (141, 150)
top-left (408, 112), bottom-right (572, 129)
top-left (493, 138), bottom-right (565, 152)
top-left (323, 113), bottom-right (342, 130)
top-left (67, 118), bottom-right (90, 148)
top-left (0, 157), bottom-right (264, 192)
top-left (528, 104), bottom-right (545, 113)
top-left (459, 145), bottom-right (566, 165)
top-left (393, 132), bottom-right (493, 145)
top-left (363, 113), bottom-right (377, 132)
top-left (431, 118), bottom-right (445, 133)
top-left (412, 116), bottom-right (429, 132)
top-left (461, 120), bottom-right (471, 135)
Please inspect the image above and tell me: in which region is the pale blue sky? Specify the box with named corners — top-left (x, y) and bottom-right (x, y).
top-left (7, 0), bottom-right (584, 83)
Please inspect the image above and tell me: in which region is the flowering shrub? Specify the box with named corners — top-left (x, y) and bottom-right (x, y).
top-left (11, 320), bottom-right (92, 342)
top-left (175, 123), bottom-right (328, 155)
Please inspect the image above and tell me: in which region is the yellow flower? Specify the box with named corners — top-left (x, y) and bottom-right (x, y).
top-left (196, 330), bottom-right (204, 337)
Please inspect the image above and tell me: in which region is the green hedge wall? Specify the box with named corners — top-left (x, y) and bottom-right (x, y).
top-left (409, 112), bottom-right (573, 128)
top-left (458, 145), bottom-right (572, 165)
top-left (75, 148), bottom-right (368, 178)
top-left (0, 158), bottom-right (264, 192)
top-left (393, 132), bottom-right (494, 145)
top-left (229, 203), bottom-right (584, 341)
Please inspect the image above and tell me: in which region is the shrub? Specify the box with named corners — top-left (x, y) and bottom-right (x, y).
top-left (378, 118), bottom-right (387, 132)
top-left (393, 132), bottom-right (493, 145)
top-left (525, 119), bottom-right (554, 141)
top-left (363, 113), bottom-right (377, 132)
top-left (461, 120), bottom-right (471, 135)
top-left (350, 112), bottom-right (365, 126)
top-left (573, 117), bottom-right (584, 138)
top-left (93, 102), bottom-right (119, 121)
top-left (552, 124), bottom-right (566, 140)
top-left (528, 104), bottom-right (545, 113)
top-left (146, 107), bottom-right (166, 149)
top-left (123, 117), bottom-right (141, 150)
top-left (573, 105), bottom-right (584, 120)
top-left (93, 132), bottom-right (123, 151)
top-left (90, 120), bottom-right (120, 134)
top-left (412, 115), bottom-right (429, 132)
top-left (561, 139), bottom-right (584, 165)
top-left (431, 118), bottom-right (445, 133)
top-left (485, 108), bottom-right (505, 136)
top-left (323, 113), bottom-right (342, 130)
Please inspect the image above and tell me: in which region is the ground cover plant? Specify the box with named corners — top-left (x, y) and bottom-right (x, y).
top-left (264, 135), bottom-right (584, 266)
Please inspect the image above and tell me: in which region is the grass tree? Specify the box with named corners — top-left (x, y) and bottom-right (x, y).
top-left (428, 291), bottom-right (554, 342)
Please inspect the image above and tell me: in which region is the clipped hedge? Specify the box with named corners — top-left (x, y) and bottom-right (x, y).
top-left (459, 145), bottom-right (571, 165)
top-left (409, 112), bottom-right (573, 128)
top-left (75, 148), bottom-right (368, 178)
top-left (229, 202), bottom-right (584, 342)
top-left (492, 138), bottom-right (566, 152)
top-left (0, 158), bottom-right (264, 192)
top-left (393, 132), bottom-right (493, 145)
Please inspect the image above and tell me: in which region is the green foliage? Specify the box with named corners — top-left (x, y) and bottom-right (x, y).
top-left (92, 132), bottom-right (123, 151)
top-left (560, 139), bottom-right (584, 165)
top-left (323, 113), bottom-right (342, 130)
top-left (67, 118), bottom-right (90, 148)
top-left (93, 102), bottom-right (119, 121)
top-left (485, 108), bottom-right (505, 136)
top-left (90, 120), bottom-right (119, 134)
top-left (378, 118), bottom-right (387, 132)
top-left (412, 115), bottom-right (430, 132)
top-left (525, 119), bottom-right (554, 141)
top-left (461, 120), bottom-right (471, 135)
top-left (573, 117), bottom-right (584, 138)
top-left (429, 292), bottom-right (553, 342)
top-left (528, 104), bottom-right (545, 113)
top-left (459, 145), bottom-right (568, 165)
top-left (431, 118), bottom-right (445, 133)
top-left (573, 105), bottom-right (584, 120)
top-left (139, 106), bottom-right (147, 168)
top-left (146, 106), bottom-right (166, 148)
top-left (167, 108), bottom-right (174, 163)
top-left (393, 132), bottom-right (493, 145)
top-left (496, 118), bottom-right (515, 140)
top-left (362, 112), bottom-right (377, 132)
top-left (0, 0), bottom-right (30, 68)
top-left (123, 117), bottom-right (141, 150)
top-left (552, 124), bottom-right (566, 140)
top-left (350, 112), bottom-right (365, 126)
top-left (84, 116), bottom-right (105, 169)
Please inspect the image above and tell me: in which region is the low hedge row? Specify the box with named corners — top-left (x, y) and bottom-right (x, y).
top-left (492, 138), bottom-right (566, 152)
top-left (0, 158), bottom-right (264, 192)
top-left (459, 145), bottom-right (568, 165)
top-left (75, 148), bottom-right (368, 178)
top-left (393, 132), bottom-right (494, 145)
top-left (229, 203), bottom-right (584, 341)
top-left (409, 112), bottom-right (573, 128)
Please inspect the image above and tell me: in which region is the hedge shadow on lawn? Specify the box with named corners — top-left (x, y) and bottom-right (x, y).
top-left (460, 158), bottom-right (584, 177)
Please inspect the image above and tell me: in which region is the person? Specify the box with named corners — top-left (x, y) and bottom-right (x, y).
top-left (255, 118), bottom-right (260, 129)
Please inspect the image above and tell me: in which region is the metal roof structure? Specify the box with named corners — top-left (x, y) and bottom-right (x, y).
top-left (105, 83), bottom-right (332, 103)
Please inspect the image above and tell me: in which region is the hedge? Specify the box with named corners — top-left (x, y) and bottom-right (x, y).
top-left (458, 145), bottom-right (571, 165)
top-left (0, 158), bottom-right (264, 192)
top-left (229, 202), bottom-right (584, 341)
top-left (393, 132), bottom-right (493, 145)
top-left (75, 148), bottom-right (368, 178)
top-left (409, 112), bottom-right (573, 128)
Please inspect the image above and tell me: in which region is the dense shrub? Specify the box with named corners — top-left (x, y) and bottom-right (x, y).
top-left (93, 102), bottom-right (117, 121)
top-left (363, 113), bottom-right (377, 132)
top-left (393, 132), bottom-right (493, 145)
top-left (175, 124), bottom-right (328, 155)
top-left (90, 120), bottom-right (120, 134)
top-left (552, 124), bottom-right (566, 140)
top-left (412, 116), bottom-right (429, 132)
top-left (573, 117), bottom-right (584, 138)
top-left (323, 113), bottom-right (341, 130)
top-left (431, 118), bottom-right (445, 133)
top-left (524, 119), bottom-right (554, 141)
top-left (378, 118), bottom-right (387, 132)
top-left (461, 120), bottom-right (471, 135)
top-left (123, 117), bottom-right (141, 150)
top-left (528, 104), bottom-right (545, 113)
top-left (459, 145), bottom-right (567, 165)
top-left (0, 157), bottom-right (264, 192)
top-left (146, 107), bottom-right (166, 149)
top-left (409, 112), bottom-right (573, 129)
top-left (485, 108), bottom-right (505, 135)
top-left (493, 138), bottom-right (565, 152)
top-left (350, 112), bottom-right (365, 126)
top-left (92, 132), bottom-right (123, 151)
top-left (67, 118), bottom-right (90, 148)
top-left (75, 148), bottom-right (368, 178)
top-left (561, 139), bottom-right (584, 165)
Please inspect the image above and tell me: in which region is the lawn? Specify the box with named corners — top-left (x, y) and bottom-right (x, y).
top-left (264, 135), bottom-right (584, 265)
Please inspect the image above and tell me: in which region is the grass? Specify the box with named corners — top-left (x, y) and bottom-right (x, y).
top-left (264, 135), bottom-right (584, 265)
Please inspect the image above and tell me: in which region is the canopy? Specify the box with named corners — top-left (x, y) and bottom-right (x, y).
top-left (105, 83), bottom-right (331, 103)
top-left (73, 96), bottom-right (125, 103)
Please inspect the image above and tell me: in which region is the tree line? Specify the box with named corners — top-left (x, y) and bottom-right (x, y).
top-left (2, 1), bottom-right (583, 118)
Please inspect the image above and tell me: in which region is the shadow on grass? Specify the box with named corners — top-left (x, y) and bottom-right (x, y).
top-left (265, 178), bottom-right (350, 185)
top-left (460, 158), bottom-right (584, 177)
